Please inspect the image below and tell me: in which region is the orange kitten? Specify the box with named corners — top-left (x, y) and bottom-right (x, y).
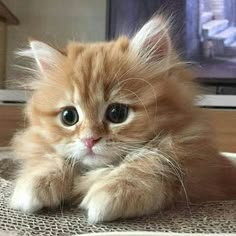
top-left (10, 16), bottom-right (236, 223)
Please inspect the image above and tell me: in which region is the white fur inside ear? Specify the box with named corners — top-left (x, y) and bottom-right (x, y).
top-left (17, 41), bottom-right (64, 74)
top-left (131, 17), bottom-right (171, 60)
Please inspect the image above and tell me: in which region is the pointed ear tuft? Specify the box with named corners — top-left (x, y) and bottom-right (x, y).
top-left (17, 41), bottom-right (65, 74)
top-left (131, 16), bottom-right (172, 62)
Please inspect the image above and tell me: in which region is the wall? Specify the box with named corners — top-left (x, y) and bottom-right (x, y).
top-left (2, 0), bottom-right (107, 89)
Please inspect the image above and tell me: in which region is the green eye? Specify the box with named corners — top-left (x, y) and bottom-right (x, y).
top-left (106, 103), bottom-right (129, 124)
top-left (61, 107), bottom-right (79, 126)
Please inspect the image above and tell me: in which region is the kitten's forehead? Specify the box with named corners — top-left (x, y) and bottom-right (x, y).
top-left (66, 37), bottom-right (132, 104)
top-left (66, 37), bottom-right (130, 61)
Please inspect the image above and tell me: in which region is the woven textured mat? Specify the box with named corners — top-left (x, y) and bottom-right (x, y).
top-left (0, 157), bottom-right (236, 235)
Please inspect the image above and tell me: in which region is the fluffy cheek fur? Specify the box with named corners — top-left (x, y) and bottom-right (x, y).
top-left (54, 138), bottom-right (125, 168)
top-left (29, 84), bottom-right (156, 169)
top-left (30, 112), bottom-right (134, 169)
top-left (40, 111), bottom-right (150, 169)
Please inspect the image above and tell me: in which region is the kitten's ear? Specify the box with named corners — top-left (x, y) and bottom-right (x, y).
top-left (131, 16), bottom-right (172, 62)
top-left (18, 41), bottom-right (65, 74)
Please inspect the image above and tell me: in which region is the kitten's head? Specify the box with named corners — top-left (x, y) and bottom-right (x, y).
top-left (21, 16), bottom-right (195, 168)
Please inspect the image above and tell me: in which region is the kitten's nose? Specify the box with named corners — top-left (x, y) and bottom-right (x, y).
top-left (83, 137), bottom-right (101, 149)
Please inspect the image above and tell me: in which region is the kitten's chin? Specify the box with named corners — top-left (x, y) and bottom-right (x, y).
top-left (79, 154), bottom-right (116, 169)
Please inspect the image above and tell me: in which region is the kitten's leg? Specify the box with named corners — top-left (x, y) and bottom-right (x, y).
top-left (72, 168), bottom-right (112, 204)
top-left (11, 158), bottom-right (73, 212)
top-left (10, 130), bottom-right (74, 212)
top-left (75, 153), bottom-right (181, 223)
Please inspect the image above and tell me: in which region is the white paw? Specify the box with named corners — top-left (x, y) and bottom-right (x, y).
top-left (10, 183), bottom-right (43, 213)
top-left (80, 186), bottom-right (119, 224)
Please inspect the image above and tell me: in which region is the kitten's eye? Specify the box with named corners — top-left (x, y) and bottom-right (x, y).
top-left (106, 103), bottom-right (129, 124)
top-left (61, 107), bottom-right (79, 126)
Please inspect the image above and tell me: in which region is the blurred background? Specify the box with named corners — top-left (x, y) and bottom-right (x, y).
top-left (1, 0), bottom-right (236, 92)
top-left (0, 0), bottom-right (106, 90)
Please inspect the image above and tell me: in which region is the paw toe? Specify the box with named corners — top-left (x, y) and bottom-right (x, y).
top-left (80, 189), bottom-right (118, 223)
top-left (10, 187), bottom-right (43, 213)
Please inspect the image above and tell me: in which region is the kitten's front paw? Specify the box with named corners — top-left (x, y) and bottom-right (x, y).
top-left (80, 179), bottom-right (142, 224)
top-left (80, 184), bottom-right (119, 224)
top-left (10, 173), bottom-right (68, 213)
top-left (10, 183), bottom-right (43, 212)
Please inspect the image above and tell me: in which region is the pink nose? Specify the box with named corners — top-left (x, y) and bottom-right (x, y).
top-left (83, 137), bottom-right (101, 150)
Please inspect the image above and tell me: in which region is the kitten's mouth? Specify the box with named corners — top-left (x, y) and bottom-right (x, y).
top-left (84, 150), bottom-right (104, 158)
top-left (86, 149), bottom-right (98, 156)
top-left (86, 153), bottom-right (104, 159)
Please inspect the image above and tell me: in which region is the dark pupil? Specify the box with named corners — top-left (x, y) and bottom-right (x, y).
top-left (106, 103), bottom-right (129, 123)
top-left (62, 107), bottom-right (78, 126)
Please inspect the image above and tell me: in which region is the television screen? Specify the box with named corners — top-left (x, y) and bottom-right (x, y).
top-left (199, 0), bottom-right (236, 80)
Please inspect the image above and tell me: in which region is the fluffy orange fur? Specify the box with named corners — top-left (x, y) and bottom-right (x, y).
top-left (10, 16), bottom-right (236, 223)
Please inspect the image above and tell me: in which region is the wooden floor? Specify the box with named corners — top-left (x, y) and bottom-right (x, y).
top-left (0, 105), bottom-right (236, 152)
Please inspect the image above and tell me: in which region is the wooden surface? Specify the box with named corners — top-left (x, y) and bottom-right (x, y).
top-left (0, 105), bottom-right (24, 147)
top-left (0, 1), bottom-right (19, 24)
top-left (207, 109), bottom-right (236, 153)
top-left (0, 105), bottom-right (236, 152)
